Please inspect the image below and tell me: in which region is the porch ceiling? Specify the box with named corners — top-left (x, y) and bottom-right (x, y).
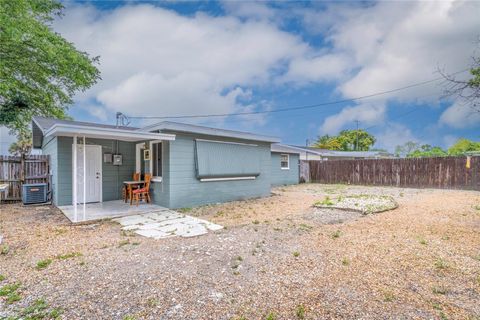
top-left (45, 123), bottom-right (176, 142)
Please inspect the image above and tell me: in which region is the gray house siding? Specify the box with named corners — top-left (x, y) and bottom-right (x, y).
top-left (159, 133), bottom-right (271, 208)
top-left (54, 137), bottom-right (136, 206)
top-left (42, 137), bottom-right (58, 205)
top-left (270, 152), bottom-right (299, 186)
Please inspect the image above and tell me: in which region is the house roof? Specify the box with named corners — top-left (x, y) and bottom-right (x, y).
top-left (33, 116), bottom-right (139, 133)
top-left (271, 144), bottom-right (302, 154)
top-left (32, 117), bottom-right (175, 148)
top-left (141, 121), bottom-right (280, 143)
top-left (272, 144), bottom-right (392, 158)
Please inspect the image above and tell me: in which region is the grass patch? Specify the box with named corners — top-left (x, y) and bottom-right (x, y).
top-left (0, 274), bottom-right (5, 282)
top-left (118, 239), bottom-right (131, 247)
top-left (342, 257), bottom-right (350, 266)
top-left (178, 207), bottom-right (192, 213)
top-left (473, 205), bottom-right (480, 211)
top-left (265, 312), bottom-right (277, 320)
top-left (121, 230), bottom-right (137, 237)
top-left (252, 220), bottom-right (260, 225)
top-left (432, 286), bottom-right (448, 295)
top-left (315, 196), bottom-right (335, 206)
top-left (146, 298), bottom-right (159, 307)
top-left (298, 223), bottom-right (313, 231)
top-left (35, 259), bottom-right (52, 270)
top-left (56, 252), bottom-right (82, 260)
top-left (1, 244), bottom-right (10, 255)
top-left (383, 291), bottom-right (395, 302)
top-left (434, 258), bottom-right (449, 271)
top-left (123, 316), bottom-right (136, 320)
top-left (295, 304), bottom-right (305, 319)
top-left (419, 238), bottom-right (427, 245)
top-left (293, 251), bottom-right (300, 258)
top-left (331, 230), bottom-right (341, 239)
top-left (0, 282), bottom-right (21, 304)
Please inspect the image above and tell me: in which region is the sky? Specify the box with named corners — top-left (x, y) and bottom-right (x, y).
top-left (2, 0), bottom-right (480, 154)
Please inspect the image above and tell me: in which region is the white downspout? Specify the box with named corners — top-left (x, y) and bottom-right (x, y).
top-left (73, 135), bottom-right (77, 222)
top-left (83, 136), bottom-right (86, 221)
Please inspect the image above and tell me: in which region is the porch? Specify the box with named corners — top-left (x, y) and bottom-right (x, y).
top-left (58, 200), bottom-right (168, 223)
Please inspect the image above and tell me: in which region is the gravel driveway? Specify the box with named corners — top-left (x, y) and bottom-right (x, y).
top-left (1, 184), bottom-right (479, 319)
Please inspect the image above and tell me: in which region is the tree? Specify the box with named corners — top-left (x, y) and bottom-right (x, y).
top-left (447, 138), bottom-right (480, 155)
top-left (407, 145), bottom-right (447, 158)
top-left (0, 0), bottom-right (100, 138)
top-left (8, 131), bottom-right (32, 156)
top-left (313, 129), bottom-right (376, 151)
top-left (440, 43), bottom-right (480, 113)
top-left (394, 141), bottom-right (420, 157)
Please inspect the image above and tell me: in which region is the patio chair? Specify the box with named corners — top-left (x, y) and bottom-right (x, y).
top-left (122, 172), bottom-right (142, 201)
top-left (132, 173), bottom-right (151, 205)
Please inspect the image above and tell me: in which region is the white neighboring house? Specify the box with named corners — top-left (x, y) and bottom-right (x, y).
top-left (0, 126), bottom-right (41, 155)
top-left (271, 143), bottom-right (392, 161)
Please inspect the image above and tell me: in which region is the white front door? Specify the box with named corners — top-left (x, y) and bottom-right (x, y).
top-left (74, 144), bottom-right (102, 203)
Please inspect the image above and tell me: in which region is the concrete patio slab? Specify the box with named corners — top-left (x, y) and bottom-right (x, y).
top-left (113, 210), bottom-right (223, 239)
top-left (58, 200), bottom-right (169, 223)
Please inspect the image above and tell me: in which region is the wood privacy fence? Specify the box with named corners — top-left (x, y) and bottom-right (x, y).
top-left (305, 156), bottom-right (480, 190)
top-left (0, 155), bottom-right (50, 201)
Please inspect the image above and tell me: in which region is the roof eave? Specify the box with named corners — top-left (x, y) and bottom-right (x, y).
top-left (44, 124), bottom-right (176, 142)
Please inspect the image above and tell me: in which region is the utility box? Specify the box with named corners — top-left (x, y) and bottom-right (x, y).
top-left (22, 183), bottom-right (47, 204)
top-left (113, 154), bottom-right (123, 166)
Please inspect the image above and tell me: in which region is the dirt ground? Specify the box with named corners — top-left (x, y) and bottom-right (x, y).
top-left (1, 184), bottom-right (479, 320)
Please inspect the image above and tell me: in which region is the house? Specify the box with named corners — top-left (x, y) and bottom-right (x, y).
top-left (32, 117), bottom-right (299, 215)
top-left (271, 144), bottom-right (392, 161)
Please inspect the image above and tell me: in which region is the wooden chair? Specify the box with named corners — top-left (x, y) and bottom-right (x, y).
top-left (132, 173), bottom-right (151, 205)
top-left (122, 172), bottom-right (141, 201)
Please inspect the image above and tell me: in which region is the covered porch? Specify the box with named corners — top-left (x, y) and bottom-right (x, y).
top-left (38, 120), bottom-right (176, 222)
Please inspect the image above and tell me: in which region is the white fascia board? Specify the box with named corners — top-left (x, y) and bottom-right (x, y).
top-left (45, 124), bottom-right (176, 142)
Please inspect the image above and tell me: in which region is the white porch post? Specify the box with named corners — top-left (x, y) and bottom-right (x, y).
top-left (73, 135), bottom-right (77, 222)
top-left (83, 136), bottom-right (86, 221)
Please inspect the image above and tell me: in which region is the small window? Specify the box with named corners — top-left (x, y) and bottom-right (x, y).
top-left (280, 154), bottom-right (289, 169)
top-left (151, 142), bottom-right (162, 177)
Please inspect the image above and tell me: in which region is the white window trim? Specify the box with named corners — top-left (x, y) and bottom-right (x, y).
top-left (135, 142), bottom-right (145, 173)
top-left (280, 153), bottom-right (290, 170)
top-left (200, 176), bottom-right (256, 182)
top-left (149, 140), bottom-right (163, 182)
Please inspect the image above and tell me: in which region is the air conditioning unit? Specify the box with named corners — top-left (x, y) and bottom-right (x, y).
top-left (22, 183), bottom-right (47, 205)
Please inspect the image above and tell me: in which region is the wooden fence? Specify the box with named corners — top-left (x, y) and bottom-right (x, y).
top-left (305, 156), bottom-right (480, 190)
top-left (0, 155), bottom-right (50, 201)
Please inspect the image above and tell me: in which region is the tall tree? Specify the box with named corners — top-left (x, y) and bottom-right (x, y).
top-left (440, 44), bottom-right (480, 113)
top-left (394, 141), bottom-right (419, 157)
top-left (0, 0), bottom-right (100, 138)
top-left (313, 129), bottom-right (376, 151)
top-left (447, 138), bottom-right (480, 155)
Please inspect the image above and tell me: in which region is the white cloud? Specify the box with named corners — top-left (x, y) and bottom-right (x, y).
top-left (374, 123), bottom-right (419, 152)
top-left (319, 103), bottom-right (385, 135)
top-left (311, 1), bottom-right (480, 101)
top-left (439, 102), bottom-right (480, 128)
top-left (302, 0), bottom-right (479, 137)
top-left (53, 4), bottom-right (338, 122)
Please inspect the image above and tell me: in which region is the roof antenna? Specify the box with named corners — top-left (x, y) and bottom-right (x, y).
top-left (115, 112), bottom-right (130, 127)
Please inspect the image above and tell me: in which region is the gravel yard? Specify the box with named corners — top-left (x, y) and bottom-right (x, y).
top-left (1, 184), bottom-right (479, 319)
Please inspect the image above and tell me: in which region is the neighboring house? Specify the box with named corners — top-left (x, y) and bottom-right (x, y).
top-left (32, 117), bottom-right (298, 209)
top-left (270, 147), bottom-right (300, 186)
top-left (271, 144), bottom-right (393, 161)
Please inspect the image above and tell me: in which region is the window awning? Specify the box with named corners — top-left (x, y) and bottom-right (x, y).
top-left (44, 123), bottom-right (176, 142)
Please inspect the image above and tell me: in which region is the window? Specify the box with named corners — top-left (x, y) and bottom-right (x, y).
top-left (280, 154), bottom-right (289, 169)
top-left (151, 142), bottom-right (162, 178)
top-left (195, 139), bottom-right (261, 181)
